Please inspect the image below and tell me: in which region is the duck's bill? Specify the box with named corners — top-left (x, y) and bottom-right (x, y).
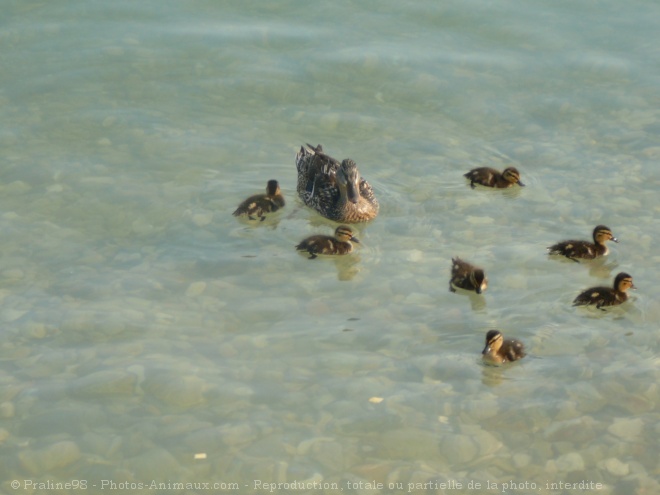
top-left (346, 182), bottom-right (360, 204)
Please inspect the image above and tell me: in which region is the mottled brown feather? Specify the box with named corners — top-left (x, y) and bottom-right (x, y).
top-left (295, 144), bottom-right (378, 223)
top-left (573, 272), bottom-right (635, 309)
top-left (450, 257), bottom-right (488, 294)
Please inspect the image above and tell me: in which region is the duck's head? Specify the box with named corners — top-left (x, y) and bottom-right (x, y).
top-left (593, 225), bottom-right (618, 244)
top-left (266, 179), bottom-right (281, 196)
top-left (334, 225), bottom-right (359, 243)
top-left (502, 167), bottom-right (525, 187)
top-left (614, 272), bottom-right (635, 292)
top-left (471, 269), bottom-right (488, 294)
top-left (337, 159), bottom-right (361, 204)
top-left (482, 329), bottom-right (503, 355)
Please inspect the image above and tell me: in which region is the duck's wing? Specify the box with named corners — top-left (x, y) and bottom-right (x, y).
top-left (297, 144), bottom-right (340, 177)
top-left (233, 194), bottom-right (263, 217)
top-left (311, 170), bottom-right (340, 206)
top-left (503, 340), bottom-right (526, 361)
top-left (548, 240), bottom-right (595, 260)
top-left (358, 177), bottom-right (378, 206)
top-left (573, 286), bottom-right (610, 306)
top-left (464, 167), bottom-right (497, 187)
top-left (296, 144), bottom-right (341, 199)
top-left (449, 258), bottom-right (474, 290)
top-left (451, 257), bottom-right (472, 276)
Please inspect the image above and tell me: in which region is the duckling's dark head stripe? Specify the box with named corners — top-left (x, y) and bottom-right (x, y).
top-left (485, 329), bottom-right (502, 343)
top-left (266, 180), bottom-right (280, 195)
top-left (502, 168), bottom-right (520, 181)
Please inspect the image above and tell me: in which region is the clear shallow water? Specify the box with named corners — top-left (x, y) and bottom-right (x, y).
top-left (1, 0), bottom-right (659, 493)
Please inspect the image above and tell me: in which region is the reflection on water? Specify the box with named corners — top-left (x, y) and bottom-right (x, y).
top-left (450, 288), bottom-right (488, 312)
top-left (1, 0), bottom-right (659, 493)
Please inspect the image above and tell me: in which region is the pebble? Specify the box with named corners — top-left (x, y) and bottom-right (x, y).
top-left (80, 431), bottom-right (123, 458)
top-left (154, 312), bottom-right (175, 324)
top-left (2, 309), bottom-right (27, 322)
top-left (2, 268), bottom-right (24, 280)
top-left (512, 452), bottom-right (531, 468)
top-left (319, 113), bottom-right (340, 130)
top-left (186, 281), bottom-right (207, 297)
top-left (569, 382), bottom-right (606, 413)
top-left (407, 249), bottom-right (424, 262)
top-left (607, 417), bottom-right (644, 440)
top-left (46, 184), bottom-right (64, 193)
top-left (554, 451), bottom-right (585, 472)
top-left (455, 195), bottom-right (490, 208)
top-left (131, 218), bottom-right (156, 235)
top-left (104, 46), bottom-right (125, 56)
top-left (544, 415), bottom-right (598, 443)
top-left (143, 374), bottom-right (208, 407)
top-left (0, 401), bottom-right (15, 419)
top-left (403, 292), bottom-right (435, 306)
top-left (2, 180), bottom-right (31, 194)
top-left (183, 424), bottom-right (254, 452)
top-left (440, 434), bottom-right (478, 463)
top-left (599, 457), bottom-right (629, 477)
top-left (71, 370), bottom-right (137, 397)
top-left (466, 215), bottom-right (495, 225)
top-left (18, 440), bottom-right (81, 474)
top-left (500, 274), bottom-right (528, 290)
top-left (218, 422), bottom-right (255, 447)
top-left (461, 399), bottom-right (499, 421)
top-left (469, 427), bottom-right (502, 457)
top-left (127, 448), bottom-right (181, 480)
top-left (191, 211), bottom-right (213, 227)
top-left (79, 176), bottom-right (115, 185)
top-left (24, 323), bottom-right (48, 339)
top-left (311, 439), bottom-right (344, 472)
top-left (381, 428), bottom-right (440, 459)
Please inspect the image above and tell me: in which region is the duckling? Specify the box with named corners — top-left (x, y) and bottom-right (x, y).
top-left (464, 166), bottom-right (525, 188)
top-left (449, 257), bottom-right (488, 294)
top-left (296, 225), bottom-right (360, 259)
top-left (548, 225), bottom-right (618, 262)
top-left (295, 144), bottom-right (379, 223)
top-left (573, 272), bottom-right (636, 309)
top-left (482, 329), bottom-right (526, 364)
top-left (233, 180), bottom-right (285, 221)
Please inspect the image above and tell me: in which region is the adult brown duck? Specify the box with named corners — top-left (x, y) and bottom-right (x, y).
top-left (295, 144), bottom-right (379, 223)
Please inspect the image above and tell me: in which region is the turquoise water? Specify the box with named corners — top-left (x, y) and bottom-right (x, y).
top-left (1, 0), bottom-right (659, 494)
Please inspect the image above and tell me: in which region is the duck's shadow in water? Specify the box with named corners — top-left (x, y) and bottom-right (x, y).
top-left (232, 211), bottom-right (284, 230)
top-left (334, 255), bottom-right (361, 281)
top-left (547, 254), bottom-right (618, 279)
top-left (479, 357), bottom-right (530, 386)
top-left (587, 257), bottom-right (619, 279)
top-left (451, 288), bottom-right (487, 311)
top-left (295, 251), bottom-right (361, 281)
